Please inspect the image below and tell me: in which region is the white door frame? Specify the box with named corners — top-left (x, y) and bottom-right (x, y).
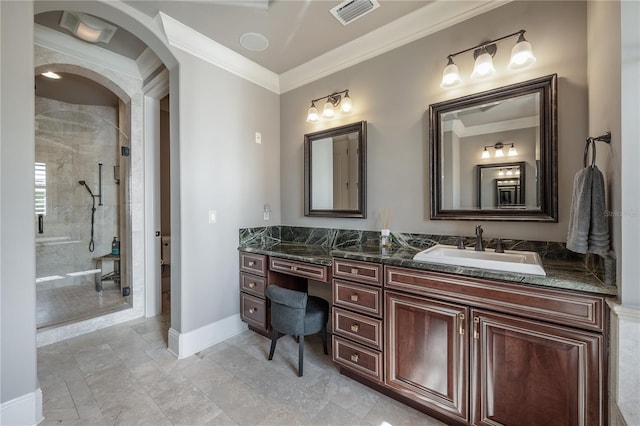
top-left (143, 69), bottom-right (169, 318)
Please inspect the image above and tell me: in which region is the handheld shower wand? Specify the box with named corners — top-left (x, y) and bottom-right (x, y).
top-left (79, 180), bottom-right (97, 252)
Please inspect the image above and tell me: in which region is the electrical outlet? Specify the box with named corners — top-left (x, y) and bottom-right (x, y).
top-left (255, 132), bottom-right (262, 144)
top-left (208, 210), bottom-right (217, 223)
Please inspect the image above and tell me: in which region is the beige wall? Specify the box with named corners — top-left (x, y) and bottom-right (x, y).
top-left (281, 0), bottom-right (588, 242)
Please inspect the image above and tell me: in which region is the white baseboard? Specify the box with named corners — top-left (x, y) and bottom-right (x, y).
top-left (167, 314), bottom-right (247, 359)
top-left (0, 388), bottom-right (43, 426)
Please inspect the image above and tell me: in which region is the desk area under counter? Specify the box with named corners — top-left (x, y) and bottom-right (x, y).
top-left (238, 226), bottom-right (617, 425)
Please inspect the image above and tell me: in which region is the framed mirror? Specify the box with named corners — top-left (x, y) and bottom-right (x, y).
top-left (304, 121), bottom-right (367, 218)
top-left (429, 74), bottom-right (557, 221)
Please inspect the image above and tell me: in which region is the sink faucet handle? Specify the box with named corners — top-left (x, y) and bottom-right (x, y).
top-left (495, 238), bottom-right (504, 253)
top-left (457, 236), bottom-right (465, 249)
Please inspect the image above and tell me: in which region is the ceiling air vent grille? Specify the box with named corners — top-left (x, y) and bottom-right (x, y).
top-left (330, 0), bottom-right (381, 26)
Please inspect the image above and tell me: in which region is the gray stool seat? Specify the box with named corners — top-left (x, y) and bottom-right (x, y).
top-left (265, 285), bottom-right (329, 376)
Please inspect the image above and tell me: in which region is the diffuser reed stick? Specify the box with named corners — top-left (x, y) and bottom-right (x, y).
top-left (379, 208), bottom-right (393, 229)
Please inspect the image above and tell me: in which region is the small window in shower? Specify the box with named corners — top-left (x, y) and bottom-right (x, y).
top-left (35, 162), bottom-right (46, 216)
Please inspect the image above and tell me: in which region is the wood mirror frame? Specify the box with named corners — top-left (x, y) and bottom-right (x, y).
top-left (429, 74), bottom-right (557, 221)
top-left (304, 121), bottom-right (367, 218)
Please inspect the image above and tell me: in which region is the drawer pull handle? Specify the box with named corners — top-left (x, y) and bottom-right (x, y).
top-left (350, 323), bottom-right (360, 333)
top-left (248, 282), bottom-right (256, 288)
top-left (350, 353), bottom-right (359, 363)
top-left (473, 317), bottom-right (480, 339)
top-left (291, 266), bottom-right (297, 271)
top-left (350, 293), bottom-right (359, 302)
top-left (248, 261), bottom-right (255, 267)
top-left (249, 307), bottom-right (257, 314)
top-left (459, 313), bottom-right (465, 335)
top-left (351, 268), bottom-right (358, 274)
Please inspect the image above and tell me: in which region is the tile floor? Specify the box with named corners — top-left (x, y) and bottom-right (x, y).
top-left (38, 314), bottom-right (446, 426)
top-left (37, 281), bottom-right (130, 329)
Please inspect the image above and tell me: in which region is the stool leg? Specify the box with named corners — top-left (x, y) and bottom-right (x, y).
top-left (298, 335), bottom-right (304, 377)
top-left (321, 325), bottom-right (328, 355)
top-left (268, 328), bottom-right (278, 361)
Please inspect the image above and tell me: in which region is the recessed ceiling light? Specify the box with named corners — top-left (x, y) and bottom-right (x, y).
top-left (41, 71), bottom-right (61, 79)
top-left (60, 11), bottom-right (117, 44)
top-left (239, 32), bottom-right (269, 52)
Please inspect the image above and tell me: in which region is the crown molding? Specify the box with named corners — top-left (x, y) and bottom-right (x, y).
top-left (279, 0), bottom-right (511, 93)
top-left (137, 47), bottom-right (163, 81)
top-left (159, 12), bottom-right (280, 94)
top-left (34, 24), bottom-right (141, 80)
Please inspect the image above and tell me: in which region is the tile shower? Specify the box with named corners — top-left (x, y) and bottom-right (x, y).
top-left (35, 96), bottom-right (129, 328)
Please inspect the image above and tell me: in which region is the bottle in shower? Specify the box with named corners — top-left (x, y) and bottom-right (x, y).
top-left (112, 237), bottom-right (120, 255)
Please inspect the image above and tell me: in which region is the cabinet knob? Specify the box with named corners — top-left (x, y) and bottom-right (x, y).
top-left (350, 293), bottom-right (359, 302)
top-left (350, 323), bottom-right (360, 333)
top-left (249, 307), bottom-right (257, 314)
top-left (248, 282), bottom-right (256, 288)
top-left (248, 261), bottom-right (255, 267)
top-left (350, 353), bottom-right (359, 363)
top-left (351, 268), bottom-right (358, 274)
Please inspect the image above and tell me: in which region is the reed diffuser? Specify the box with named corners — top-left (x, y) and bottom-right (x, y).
top-left (379, 208), bottom-right (393, 248)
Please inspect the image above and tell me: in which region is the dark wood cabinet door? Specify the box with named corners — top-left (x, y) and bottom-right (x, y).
top-left (471, 309), bottom-right (603, 426)
top-left (385, 291), bottom-right (469, 421)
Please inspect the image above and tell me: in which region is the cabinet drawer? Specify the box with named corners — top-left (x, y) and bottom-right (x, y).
top-left (270, 258), bottom-right (330, 283)
top-left (333, 279), bottom-right (383, 317)
top-left (333, 259), bottom-right (382, 286)
top-left (333, 336), bottom-right (383, 382)
top-left (240, 292), bottom-right (267, 331)
top-left (239, 252), bottom-right (267, 276)
top-left (385, 266), bottom-right (607, 332)
top-left (333, 307), bottom-right (383, 351)
top-left (240, 272), bottom-right (266, 297)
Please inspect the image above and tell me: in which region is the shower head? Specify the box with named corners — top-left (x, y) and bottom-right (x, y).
top-left (79, 180), bottom-right (94, 197)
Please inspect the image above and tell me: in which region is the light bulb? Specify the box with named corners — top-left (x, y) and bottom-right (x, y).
top-left (323, 101), bottom-right (335, 118)
top-left (306, 103), bottom-right (318, 122)
top-left (508, 33), bottom-right (536, 70)
top-left (508, 143), bottom-right (518, 156)
top-left (340, 93), bottom-right (352, 113)
top-left (471, 50), bottom-right (495, 80)
top-left (481, 148), bottom-right (491, 159)
top-left (440, 57), bottom-right (461, 88)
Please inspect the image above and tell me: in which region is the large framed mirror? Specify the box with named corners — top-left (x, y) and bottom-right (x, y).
top-left (429, 74), bottom-right (557, 221)
top-left (304, 121), bottom-right (367, 218)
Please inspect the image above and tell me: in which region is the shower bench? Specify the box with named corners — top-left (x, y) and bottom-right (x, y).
top-left (93, 253), bottom-right (120, 292)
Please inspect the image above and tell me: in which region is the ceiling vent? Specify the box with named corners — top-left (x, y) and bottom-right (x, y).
top-left (330, 0), bottom-right (380, 26)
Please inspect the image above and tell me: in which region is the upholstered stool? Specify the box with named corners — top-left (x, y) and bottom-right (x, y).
top-left (265, 285), bottom-right (329, 377)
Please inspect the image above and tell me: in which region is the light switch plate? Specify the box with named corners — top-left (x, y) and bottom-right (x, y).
top-left (255, 132), bottom-right (262, 144)
top-left (263, 211), bottom-right (270, 221)
top-left (208, 210), bottom-right (217, 223)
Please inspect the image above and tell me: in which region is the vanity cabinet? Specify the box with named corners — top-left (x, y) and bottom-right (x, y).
top-left (385, 291), bottom-right (468, 422)
top-left (384, 266), bottom-right (608, 426)
top-left (332, 259), bottom-right (384, 382)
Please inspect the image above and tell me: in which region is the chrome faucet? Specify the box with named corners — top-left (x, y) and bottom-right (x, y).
top-left (474, 225), bottom-right (484, 251)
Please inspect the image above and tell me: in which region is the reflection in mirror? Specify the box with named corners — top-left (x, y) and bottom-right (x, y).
top-left (430, 74), bottom-right (557, 221)
top-left (304, 121), bottom-right (366, 218)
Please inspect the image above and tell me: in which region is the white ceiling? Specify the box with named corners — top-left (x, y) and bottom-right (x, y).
top-left (124, 0), bottom-right (431, 74)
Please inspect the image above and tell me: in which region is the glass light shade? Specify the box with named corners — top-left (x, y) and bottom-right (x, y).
top-left (494, 147), bottom-right (505, 157)
top-left (340, 94), bottom-right (352, 113)
top-left (515, 168), bottom-right (521, 175)
top-left (508, 37), bottom-right (536, 70)
top-left (306, 104), bottom-right (318, 122)
top-left (471, 52), bottom-right (495, 80)
top-left (481, 148), bottom-right (491, 159)
top-left (498, 169), bottom-right (504, 176)
top-left (323, 101), bottom-right (335, 118)
top-left (508, 143), bottom-right (518, 156)
top-left (506, 168), bottom-right (513, 176)
top-left (75, 21), bottom-right (103, 43)
top-left (440, 59), bottom-right (461, 88)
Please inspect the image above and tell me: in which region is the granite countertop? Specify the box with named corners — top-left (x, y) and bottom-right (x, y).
top-left (239, 241), bottom-right (617, 296)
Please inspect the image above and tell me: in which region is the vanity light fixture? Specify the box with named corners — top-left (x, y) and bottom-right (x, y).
top-left (481, 142), bottom-right (518, 159)
top-left (306, 90), bottom-right (352, 122)
top-left (440, 29), bottom-right (536, 88)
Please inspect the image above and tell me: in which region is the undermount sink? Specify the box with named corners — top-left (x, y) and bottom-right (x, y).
top-left (413, 244), bottom-right (546, 276)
